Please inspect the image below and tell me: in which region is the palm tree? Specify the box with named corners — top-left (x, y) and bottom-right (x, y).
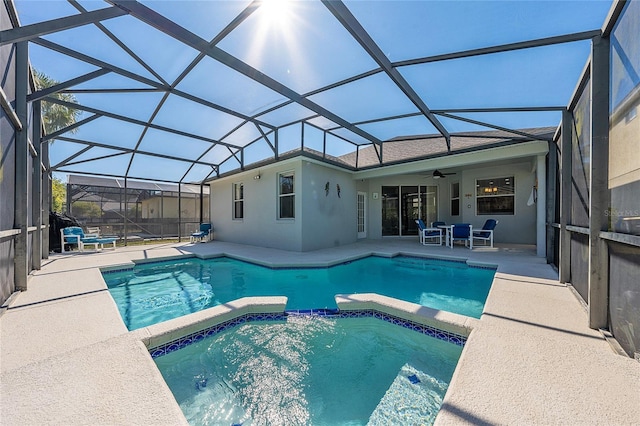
top-left (33, 70), bottom-right (81, 135)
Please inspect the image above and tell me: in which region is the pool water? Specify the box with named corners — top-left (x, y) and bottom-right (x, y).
top-left (154, 315), bottom-right (463, 426)
top-left (104, 256), bottom-right (495, 330)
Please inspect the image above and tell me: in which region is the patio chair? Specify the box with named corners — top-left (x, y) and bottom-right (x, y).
top-left (191, 223), bottom-right (212, 243)
top-left (431, 221), bottom-right (448, 244)
top-left (473, 219), bottom-right (498, 247)
top-left (415, 219), bottom-right (443, 246)
top-left (60, 227), bottom-right (117, 252)
top-left (86, 226), bottom-right (101, 235)
top-left (450, 223), bottom-right (473, 250)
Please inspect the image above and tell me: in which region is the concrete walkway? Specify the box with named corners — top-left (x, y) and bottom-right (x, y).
top-left (1, 239), bottom-right (638, 425)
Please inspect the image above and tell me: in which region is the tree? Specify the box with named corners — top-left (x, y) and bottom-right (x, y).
top-left (34, 71), bottom-right (79, 214)
top-left (71, 201), bottom-right (102, 219)
top-left (51, 177), bottom-right (66, 213)
top-left (33, 70), bottom-right (80, 135)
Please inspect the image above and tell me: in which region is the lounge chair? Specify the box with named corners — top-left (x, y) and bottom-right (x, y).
top-left (191, 223), bottom-right (212, 243)
top-left (61, 227), bottom-right (117, 252)
top-left (473, 219), bottom-right (498, 247)
top-left (450, 223), bottom-right (473, 249)
top-left (415, 219), bottom-right (443, 246)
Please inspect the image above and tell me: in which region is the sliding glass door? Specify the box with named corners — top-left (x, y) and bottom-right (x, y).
top-left (382, 185), bottom-right (438, 236)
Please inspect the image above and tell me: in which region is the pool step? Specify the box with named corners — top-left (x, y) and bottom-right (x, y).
top-left (367, 363), bottom-right (448, 425)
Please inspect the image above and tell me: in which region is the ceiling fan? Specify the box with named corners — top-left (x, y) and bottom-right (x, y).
top-left (432, 169), bottom-right (456, 179)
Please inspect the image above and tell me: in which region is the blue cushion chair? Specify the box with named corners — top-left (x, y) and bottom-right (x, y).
top-left (415, 219), bottom-right (443, 246)
top-left (450, 223), bottom-right (473, 250)
top-left (61, 227), bottom-right (117, 252)
top-left (472, 219), bottom-right (498, 247)
top-left (431, 221), bottom-right (448, 244)
top-left (191, 223), bottom-right (212, 243)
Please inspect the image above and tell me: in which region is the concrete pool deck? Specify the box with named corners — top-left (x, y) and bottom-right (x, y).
top-left (1, 239), bottom-right (638, 425)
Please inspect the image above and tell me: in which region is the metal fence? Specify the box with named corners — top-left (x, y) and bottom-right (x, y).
top-left (66, 175), bottom-right (210, 243)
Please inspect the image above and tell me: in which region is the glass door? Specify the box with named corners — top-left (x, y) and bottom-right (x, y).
top-left (381, 186), bottom-right (399, 236)
top-left (420, 185), bottom-right (438, 226)
top-left (382, 185), bottom-right (438, 236)
top-left (401, 186), bottom-right (419, 236)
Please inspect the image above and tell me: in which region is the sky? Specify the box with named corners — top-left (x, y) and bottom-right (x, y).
top-left (14, 0), bottom-right (614, 183)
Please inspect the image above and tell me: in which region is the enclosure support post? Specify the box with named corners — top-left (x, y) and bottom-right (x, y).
top-left (14, 41), bottom-right (29, 291)
top-left (42, 119), bottom-right (50, 259)
top-left (536, 154), bottom-right (547, 257)
top-left (124, 178), bottom-right (128, 246)
top-left (559, 109), bottom-right (572, 284)
top-left (32, 100), bottom-right (42, 269)
top-left (178, 184), bottom-right (182, 242)
top-left (546, 141), bottom-right (558, 265)
top-left (588, 35), bottom-right (610, 329)
top-left (199, 183), bottom-right (204, 224)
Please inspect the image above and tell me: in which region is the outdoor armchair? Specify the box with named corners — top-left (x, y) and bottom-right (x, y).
top-left (450, 223), bottom-right (473, 250)
top-left (415, 219), bottom-right (443, 246)
top-left (191, 223), bottom-right (212, 243)
top-left (472, 219), bottom-right (498, 247)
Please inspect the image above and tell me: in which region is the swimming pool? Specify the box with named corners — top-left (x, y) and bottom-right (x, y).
top-left (154, 314), bottom-right (463, 425)
top-left (103, 255), bottom-right (495, 330)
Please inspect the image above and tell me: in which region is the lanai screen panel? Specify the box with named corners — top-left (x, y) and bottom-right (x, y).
top-left (609, 0), bottom-right (640, 237)
top-left (14, 0), bottom-right (612, 184)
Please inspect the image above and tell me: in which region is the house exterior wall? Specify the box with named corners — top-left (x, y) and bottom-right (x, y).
top-left (141, 197), bottom-right (200, 219)
top-left (210, 155), bottom-right (541, 250)
top-left (300, 161), bottom-right (357, 251)
top-left (360, 161), bottom-right (537, 244)
top-left (458, 161), bottom-right (537, 244)
top-left (210, 159), bottom-right (358, 252)
top-left (210, 159), bottom-right (304, 251)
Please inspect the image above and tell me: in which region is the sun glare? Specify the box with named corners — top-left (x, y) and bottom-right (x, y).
top-left (260, 0), bottom-right (292, 25)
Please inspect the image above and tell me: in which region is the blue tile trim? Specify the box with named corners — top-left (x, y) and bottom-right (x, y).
top-left (132, 257), bottom-right (198, 267)
top-left (101, 267), bottom-right (134, 275)
top-left (396, 254), bottom-right (468, 265)
top-left (394, 255), bottom-right (496, 271)
top-left (149, 309), bottom-right (467, 359)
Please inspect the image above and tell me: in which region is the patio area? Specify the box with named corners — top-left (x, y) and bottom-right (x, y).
top-left (1, 239), bottom-right (638, 425)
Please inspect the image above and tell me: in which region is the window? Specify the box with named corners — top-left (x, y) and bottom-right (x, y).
top-left (476, 177), bottom-right (515, 215)
top-left (233, 183), bottom-right (243, 219)
top-left (451, 182), bottom-right (460, 216)
top-left (278, 172), bottom-right (295, 219)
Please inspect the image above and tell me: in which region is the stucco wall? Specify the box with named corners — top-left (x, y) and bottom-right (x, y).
top-left (210, 156), bottom-right (539, 249)
top-left (361, 161), bottom-right (537, 244)
top-left (210, 160), bottom-right (304, 251)
top-left (300, 161), bottom-right (357, 251)
top-left (210, 159), bottom-right (358, 252)
top-left (458, 161), bottom-right (537, 244)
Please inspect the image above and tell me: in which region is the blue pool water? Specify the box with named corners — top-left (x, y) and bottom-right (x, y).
top-left (104, 256), bottom-right (495, 330)
top-left (154, 315), bottom-right (463, 425)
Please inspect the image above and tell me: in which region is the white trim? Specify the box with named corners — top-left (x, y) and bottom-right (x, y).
top-left (357, 191), bottom-right (367, 239)
top-left (277, 171), bottom-right (295, 220)
top-left (232, 182), bottom-right (244, 220)
top-left (475, 175), bottom-right (516, 216)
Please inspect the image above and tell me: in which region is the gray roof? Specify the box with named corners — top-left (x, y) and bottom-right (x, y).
top-left (345, 126), bottom-right (557, 169)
